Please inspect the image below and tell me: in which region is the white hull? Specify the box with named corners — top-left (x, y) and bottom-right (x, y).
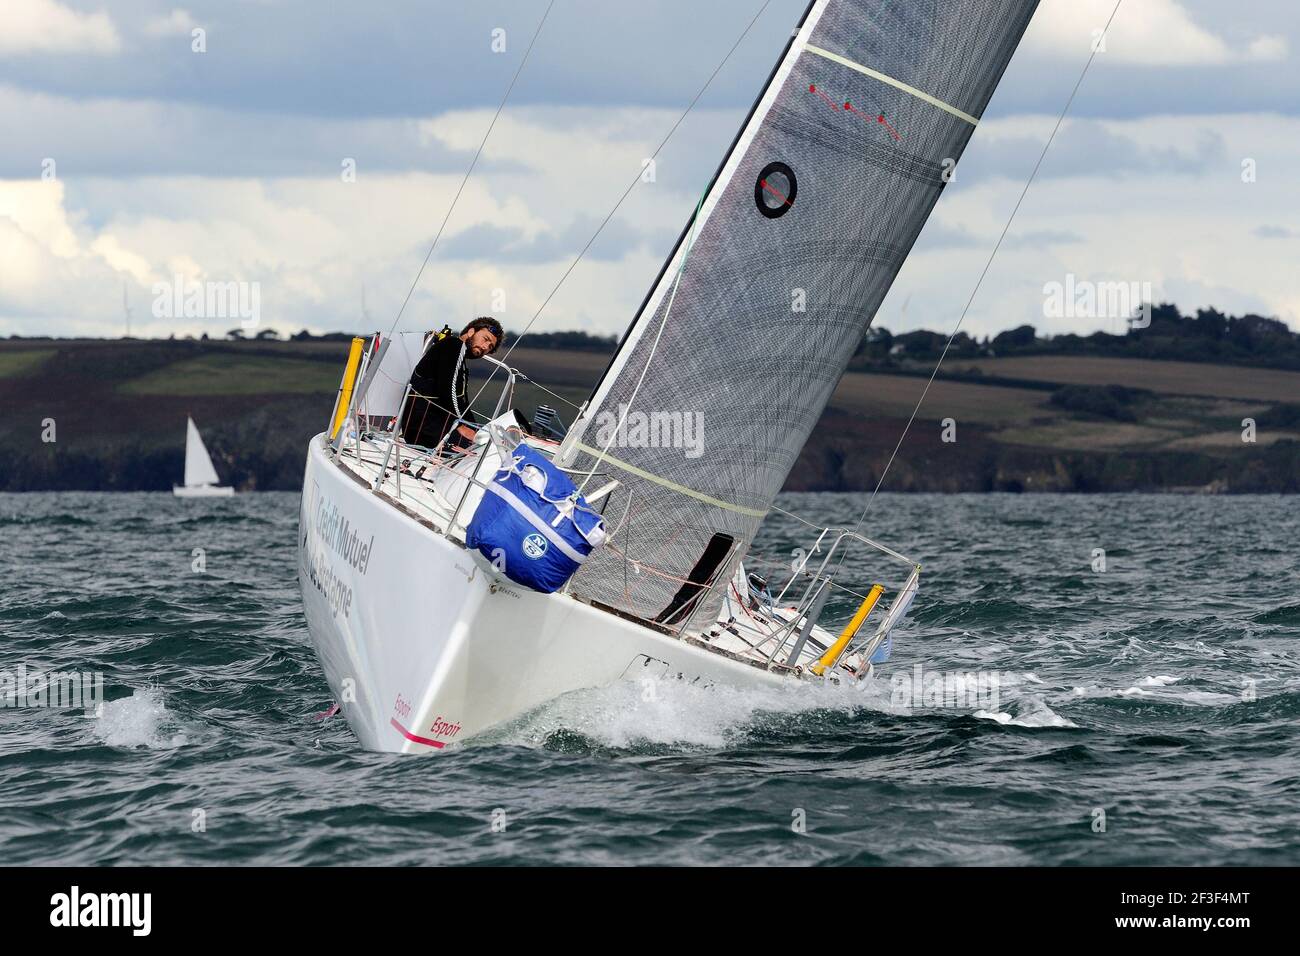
top-left (173, 484), bottom-right (235, 497)
top-left (298, 433), bottom-right (795, 752)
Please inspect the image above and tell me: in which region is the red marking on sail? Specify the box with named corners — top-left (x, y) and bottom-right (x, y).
top-left (845, 101), bottom-right (902, 141)
top-left (809, 83), bottom-right (902, 141)
top-left (759, 179), bottom-right (793, 207)
top-left (808, 83), bottom-right (840, 113)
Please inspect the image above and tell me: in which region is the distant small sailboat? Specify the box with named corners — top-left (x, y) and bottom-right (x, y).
top-left (174, 417), bottom-right (234, 497)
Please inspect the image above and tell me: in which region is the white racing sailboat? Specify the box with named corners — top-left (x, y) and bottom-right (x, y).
top-left (174, 416), bottom-right (234, 498)
top-left (299, 0), bottom-right (1041, 752)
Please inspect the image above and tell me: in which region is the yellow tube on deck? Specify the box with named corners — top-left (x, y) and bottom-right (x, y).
top-left (811, 583), bottom-right (884, 676)
top-left (330, 337), bottom-right (365, 439)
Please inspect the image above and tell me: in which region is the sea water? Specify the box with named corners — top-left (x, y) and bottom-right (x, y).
top-left (1, 491), bottom-right (1296, 865)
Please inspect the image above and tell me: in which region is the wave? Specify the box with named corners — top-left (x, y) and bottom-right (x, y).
top-left (91, 688), bottom-right (190, 749)
top-left (1071, 675), bottom-right (1248, 708)
top-left (490, 675), bottom-right (902, 754)
top-left (0, 513), bottom-right (94, 527)
top-left (1254, 604), bottom-right (1300, 625)
top-left (974, 695), bottom-right (1078, 729)
top-left (913, 597), bottom-right (1038, 626)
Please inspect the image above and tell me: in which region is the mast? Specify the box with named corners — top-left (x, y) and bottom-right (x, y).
top-left (559, 0), bottom-right (1041, 625)
top-left (581, 0), bottom-right (822, 407)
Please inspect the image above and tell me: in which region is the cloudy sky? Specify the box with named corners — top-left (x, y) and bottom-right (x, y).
top-left (1, 0), bottom-right (1296, 340)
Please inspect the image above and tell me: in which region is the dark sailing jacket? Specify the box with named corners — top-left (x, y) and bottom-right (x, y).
top-left (400, 331), bottom-right (475, 448)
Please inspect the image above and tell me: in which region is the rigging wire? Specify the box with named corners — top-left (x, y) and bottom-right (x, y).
top-left (832, 0), bottom-right (1126, 574)
top-left (465, 0), bottom-right (775, 413)
top-left (512, 375), bottom-right (585, 413)
top-left (574, 188), bottom-right (707, 494)
top-left (386, 0), bottom-right (556, 338)
top-left (770, 502), bottom-right (825, 531)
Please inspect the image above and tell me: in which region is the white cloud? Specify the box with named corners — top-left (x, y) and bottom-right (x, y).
top-left (0, 82), bottom-right (480, 180)
top-left (0, 180), bottom-right (80, 258)
top-left (1028, 0), bottom-right (1287, 66)
top-left (1, 91), bottom-right (1297, 341)
top-left (1246, 34), bottom-right (1289, 63)
top-left (143, 8), bottom-right (196, 37)
top-left (0, 105), bottom-right (713, 338)
top-left (884, 112), bottom-right (1300, 337)
top-left (0, 0), bottom-right (121, 55)
top-left (89, 233), bottom-right (153, 285)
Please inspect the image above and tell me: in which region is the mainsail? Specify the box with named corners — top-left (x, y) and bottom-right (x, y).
top-left (183, 416), bottom-right (221, 487)
top-left (557, 0), bottom-right (1040, 623)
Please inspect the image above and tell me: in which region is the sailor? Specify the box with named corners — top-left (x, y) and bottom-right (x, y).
top-left (400, 316), bottom-right (503, 450)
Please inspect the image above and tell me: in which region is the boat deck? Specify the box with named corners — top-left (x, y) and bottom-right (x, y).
top-left (340, 433), bottom-right (488, 539)
top-left (327, 430), bottom-right (863, 677)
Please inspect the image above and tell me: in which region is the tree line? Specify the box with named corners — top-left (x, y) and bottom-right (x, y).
top-left (853, 303), bottom-right (1300, 371)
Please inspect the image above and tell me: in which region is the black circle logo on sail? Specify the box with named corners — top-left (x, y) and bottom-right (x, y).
top-left (755, 162), bottom-right (796, 218)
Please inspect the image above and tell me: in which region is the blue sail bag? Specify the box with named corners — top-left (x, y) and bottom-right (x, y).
top-left (467, 444), bottom-right (607, 593)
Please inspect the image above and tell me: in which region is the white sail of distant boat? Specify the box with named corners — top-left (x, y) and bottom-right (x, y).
top-left (299, 0), bottom-right (1042, 752)
top-left (174, 417), bottom-right (234, 497)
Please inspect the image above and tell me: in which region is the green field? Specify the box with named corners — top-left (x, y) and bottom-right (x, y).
top-left (0, 337), bottom-right (1296, 492)
top-left (0, 348), bottom-right (55, 379)
top-left (119, 353), bottom-right (340, 395)
top-left (832, 372), bottom-right (1051, 426)
top-left (951, 355), bottom-right (1300, 403)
